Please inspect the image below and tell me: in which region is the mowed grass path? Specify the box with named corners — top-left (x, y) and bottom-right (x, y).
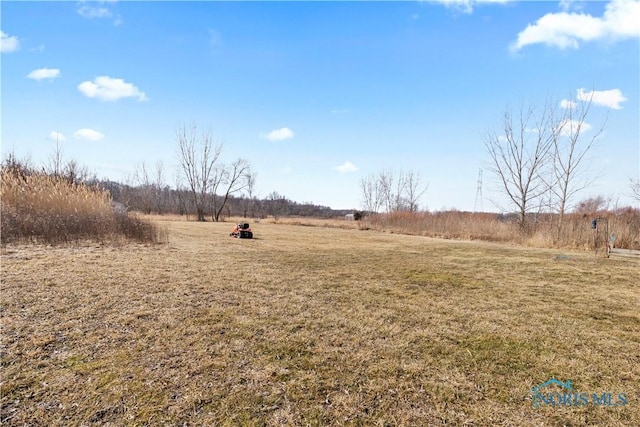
top-left (2, 220), bottom-right (639, 426)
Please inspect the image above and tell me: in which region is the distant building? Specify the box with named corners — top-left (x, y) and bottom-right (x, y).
top-left (110, 201), bottom-right (127, 215)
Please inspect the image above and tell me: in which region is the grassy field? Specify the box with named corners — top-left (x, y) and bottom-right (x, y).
top-left (1, 219), bottom-right (639, 426)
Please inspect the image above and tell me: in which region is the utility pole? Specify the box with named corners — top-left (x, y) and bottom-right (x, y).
top-left (474, 168), bottom-right (483, 213)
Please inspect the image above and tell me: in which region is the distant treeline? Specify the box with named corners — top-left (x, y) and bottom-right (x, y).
top-left (0, 152), bottom-right (353, 222)
top-left (98, 180), bottom-right (353, 220)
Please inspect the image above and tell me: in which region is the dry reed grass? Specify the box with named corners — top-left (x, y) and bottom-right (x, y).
top-left (363, 210), bottom-right (640, 250)
top-left (1, 219), bottom-right (638, 425)
top-left (0, 171), bottom-right (165, 244)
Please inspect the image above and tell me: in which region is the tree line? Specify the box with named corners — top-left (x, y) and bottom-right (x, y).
top-left (2, 124), bottom-right (353, 221)
top-left (98, 180), bottom-right (348, 220)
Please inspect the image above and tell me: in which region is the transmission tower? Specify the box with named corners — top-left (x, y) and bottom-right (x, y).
top-left (474, 169), bottom-right (483, 213)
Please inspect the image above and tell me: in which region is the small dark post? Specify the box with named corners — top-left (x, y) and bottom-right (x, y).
top-left (592, 217), bottom-right (609, 257)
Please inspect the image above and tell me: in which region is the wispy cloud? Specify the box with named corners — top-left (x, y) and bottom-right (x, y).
top-left (577, 87), bottom-right (627, 109)
top-left (49, 131), bottom-right (67, 142)
top-left (559, 0), bottom-right (583, 13)
top-left (77, 5), bottom-right (111, 19)
top-left (262, 127), bottom-right (294, 141)
top-left (511, 0), bottom-right (640, 51)
top-left (561, 88), bottom-right (627, 110)
top-left (77, 1), bottom-right (123, 26)
top-left (429, 0), bottom-right (513, 14)
top-left (556, 119), bottom-right (593, 137)
top-left (330, 108), bottom-right (350, 114)
top-left (1, 30), bottom-right (20, 53)
top-left (560, 99), bottom-right (577, 109)
top-left (78, 76), bottom-right (148, 102)
top-left (27, 68), bottom-right (61, 81)
top-left (334, 161), bottom-right (358, 173)
top-left (74, 128), bottom-right (105, 141)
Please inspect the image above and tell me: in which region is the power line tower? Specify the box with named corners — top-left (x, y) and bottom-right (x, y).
top-left (474, 169), bottom-right (483, 213)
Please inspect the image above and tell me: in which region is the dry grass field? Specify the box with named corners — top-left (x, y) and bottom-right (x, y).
top-left (2, 219), bottom-right (639, 426)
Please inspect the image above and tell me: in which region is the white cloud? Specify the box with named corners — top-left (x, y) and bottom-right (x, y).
top-left (49, 131), bottom-right (67, 142)
top-left (330, 108), bottom-right (350, 114)
top-left (77, 5), bottom-right (112, 19)
top-left (556, 119), bottom-right (593, 137)
top-left (262, 127), bottom-right (294, 141)
top-left (559, 0), bottom-right (583, 13)
top-left (77, 1), bottom-right (123, 26)
top-left (577, 87), bottom-right (627, 109)
top-left (27, 68), bottom-right (61, 81)
top-left (430, 0), bottom-right (513, 14)
top-left (511, 0), bottom-right (640, 51)
top-left (78, 76), bottom-right (148, 102)
top-left (334, 161), bottom-right (358, 173)
top-left (560, 99), bottom-right (577, 109)
top-left (1, 31), bottom-right (20, 53)
top-left (74, 128), bottom-right (105, 141)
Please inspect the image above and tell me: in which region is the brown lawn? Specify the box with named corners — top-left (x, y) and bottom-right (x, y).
top-left (1, 219), bottom-right (638, 426)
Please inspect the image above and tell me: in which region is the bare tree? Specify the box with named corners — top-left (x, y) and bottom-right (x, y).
top-left (392, 170), bottom-right (408, 211)
top-left (360, 174), bottom-right (382, 213)
top-left (2, 151), bottom-right (34, 179)
top-left (240, 171), bottom-right (258, 218)
top-left (176, 124), bottom-right (222, 221)
top-left (361, 169), bottom-right (427, 213)
top-left (574, 195), bottom-right (610, 215)
top-left (62, 159), bottom-right (92, 185)
top-left (267, 191), bottom-right (288, 220)
top-left (133, 162), bottom-right (153, 214)
top-left (153, 160), bottom-right (167, 214)
top-left (549, 93), bottom-right (606, 238)
top-left (46, 138), bottom-right (65, 178)
top-left (484, 102), bottom-right (557, 230)
top-left (630, 179), bottom-right (640, 204)
top-left (174, 182), bottom-right (191, 219)
top-left (378, 170), bottom-right (395, 213)
top-left (211, 158), bottom-right (251, 222)
top-left (44, 139), bottom-right (91, 184)
top-left (403, 170), bottom-right (428, 213)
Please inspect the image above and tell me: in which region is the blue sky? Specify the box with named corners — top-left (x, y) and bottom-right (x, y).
top-left (1, 0), bottom-right (639, 211)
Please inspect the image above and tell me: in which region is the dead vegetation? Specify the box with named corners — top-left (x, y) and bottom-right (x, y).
top-left (1, 220), bottom-right (638, 425)
top-left (361, 210), bottom-right (640, 250)
top-left (0, 168), bottom-right (166, 244)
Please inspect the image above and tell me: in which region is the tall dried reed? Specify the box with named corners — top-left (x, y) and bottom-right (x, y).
top-left (1, 170), bottom-right (164, 244)
top-left (365, 208), bottom-right (640, 250)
